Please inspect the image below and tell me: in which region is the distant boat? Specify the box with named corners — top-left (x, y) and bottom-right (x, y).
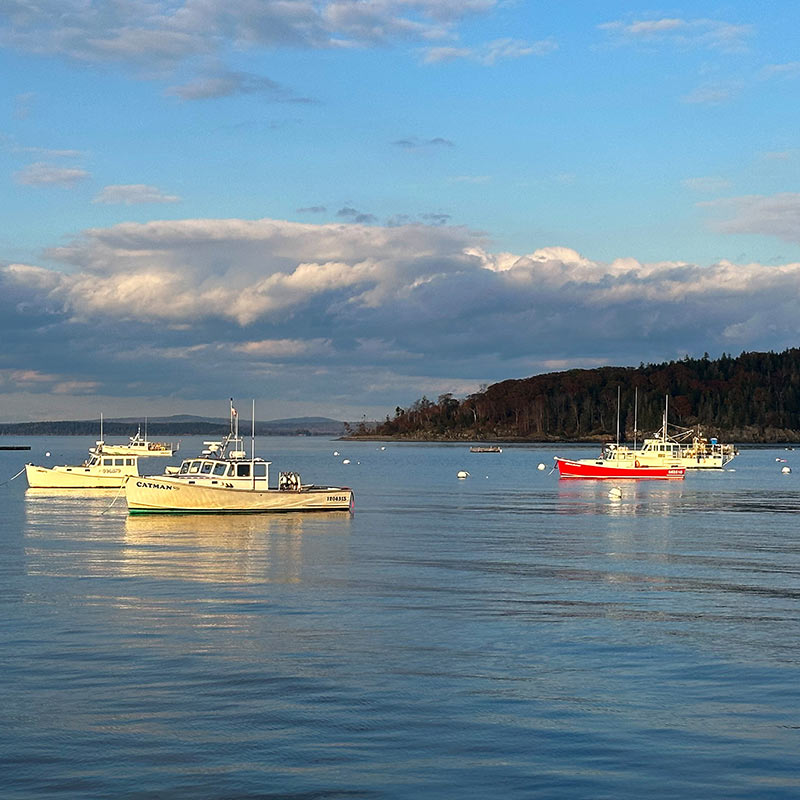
top-left (554, 456), bottom-right (685, 480)
top-left (554, 388), bottom-right (686, 480)
top-left (25, 451), bottom-right (141, 489)
top-left (470, 446), bottom-right (502, 453)
top-left (125, 400), bottom-right (353, 515)
top-left (95, 424), bottom-right (177, 457)
top-left (0, 445), bottom-right (30, 450)
top-left (599, 395), bottom-right (737, 470)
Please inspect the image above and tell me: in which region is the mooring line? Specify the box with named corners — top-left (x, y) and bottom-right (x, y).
top-left (0, 467), bottom-right (26, 488)
top-left (101, 481), bottom-right (128, 515)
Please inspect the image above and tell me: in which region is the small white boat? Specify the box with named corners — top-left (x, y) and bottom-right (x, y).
top-left (26, 451), bottom-right (141, 489)
top-left (469, 446), bottom-right (502, 453)
top-left (95, 422), bottom-right (177, 457)
top-left (125, 400), bottom-right (353, 515)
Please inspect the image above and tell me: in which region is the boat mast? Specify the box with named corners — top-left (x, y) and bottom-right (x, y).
top-left (251, 399), bottom-right (256, 490)
top-left (616, 386), bottom-right (621, 448)
top-left (663, 394), bottom-right (669, 443)
top-left (634, 387), bottom-right (638, 450)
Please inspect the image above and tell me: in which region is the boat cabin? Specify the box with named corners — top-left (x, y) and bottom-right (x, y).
top-left (173, 456), bottom-right (271, 487)
top-left (89, 454), bottom-right (136, 467)
top-left (638, 441), bottom-right (682, 456)
top-left (55, 453), bottom-right (139, 475)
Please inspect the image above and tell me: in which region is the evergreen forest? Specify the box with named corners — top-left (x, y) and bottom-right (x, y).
top-left (358, 349), bottom-right (800, 442)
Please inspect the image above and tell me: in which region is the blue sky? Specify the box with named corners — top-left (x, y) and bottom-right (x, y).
top-left (2, 1), bottom-right (800, 421)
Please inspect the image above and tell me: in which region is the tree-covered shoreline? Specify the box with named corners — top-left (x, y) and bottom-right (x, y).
top-left (350, 349), bottom-right (800, 443)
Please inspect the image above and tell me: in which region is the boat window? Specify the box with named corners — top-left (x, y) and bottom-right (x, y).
top-left (115, 458), bottom-right (124, 466)
top-left (189, 461), bottom-right (201, 474)
top-left (200, 462), bottom-right (213, 474)
top-left (179, 462), bottom-right (190, 475)
top-left (103, 458), bottom-right (113, 465)
top-left (125, 458), bottom-right (134, 466)
top-left (254, 463), bottom-right (267, 477)
top-left (212, 463), bottom-right (227, 476)
top-left (236, 463), bottom-right (251, 478)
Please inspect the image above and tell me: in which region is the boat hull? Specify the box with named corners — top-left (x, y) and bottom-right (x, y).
top-left (25, 463), bottom-right (136, 489)
top-left (126, 476), bottom-right (354, 514)
top-left (555, 458), bottom-right (685, 479)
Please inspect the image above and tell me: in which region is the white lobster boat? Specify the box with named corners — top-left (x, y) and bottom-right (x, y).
top-left (600, 396), bottom-right (737, 470)
top-left (125, 401), bottom-right (353, 515)
top-left (96, 425), bottom-right (177, 457)
top-left (26, 452), bottom-right (140, 489)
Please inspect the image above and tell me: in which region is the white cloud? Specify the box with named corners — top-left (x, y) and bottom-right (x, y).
top-left (93, 184), bottom-right (181, 205)
top-left (1, 0), bottom-right (503, 72)
top-left (702, 193), bottom-right (800, 243)
top-left (424, 37), bottom-right (557, 65)
top-left (6, 216), bottom-right (800, 417)
top-left (234, 338), bottom-right (333, 358)
top-left (166, 70), bottom-right (312, 102)
top-left (599, 17), bottom-right (753, 52)
top-left (681, 83), bottom-right (742, 105)
top-left (14, 162), bottom-right (90, 187)
top-left (761, 62), bottom-right (800, 80)
top-left (681, 176), bottom-right (732, 193)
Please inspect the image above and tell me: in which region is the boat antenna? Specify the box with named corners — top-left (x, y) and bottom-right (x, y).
top-left (633, 387), bottom-right (638, 450)
top-left (663, 394), bottom-right (669, 442)
top-left (616, 386), bottom-right (621, 448)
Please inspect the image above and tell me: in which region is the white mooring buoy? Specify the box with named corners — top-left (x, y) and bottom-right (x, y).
top-left (608, 486), bottom-right (623, 500)
top-left (537, 463), bottom-right (546, 471)
top-left (457, 470), bottom-right (469, 479)
top-left (782, 466), bottom-right (792, 474)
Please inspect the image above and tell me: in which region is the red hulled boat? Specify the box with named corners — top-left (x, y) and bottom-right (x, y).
top-left (554, 457), bottom-right (685, 480)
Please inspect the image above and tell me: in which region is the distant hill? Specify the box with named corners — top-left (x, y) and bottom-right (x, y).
top-left (0, 416), bottom-right (347, 437)
top-left (356, 348), bottom-right (800, 443)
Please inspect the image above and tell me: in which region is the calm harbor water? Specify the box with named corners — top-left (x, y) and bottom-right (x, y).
top-left (2, 436), bottom-right (799, 799)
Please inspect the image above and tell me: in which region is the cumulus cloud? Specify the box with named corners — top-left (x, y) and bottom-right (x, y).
top-left (93, 184), bottom-right (181, 205)
top-left (14, 162), bottom-right (89, 187)
top-left (0, 0), bottom-right (501, 73)
top-left (5, 215), bottom-right (800, 417)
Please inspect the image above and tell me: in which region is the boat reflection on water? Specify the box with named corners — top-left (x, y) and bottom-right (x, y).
top-left (25, 486), bottom-right (124, 514)
top-left (556, 477), bottom-right (687, 517)
top-left (122, 511), bottom-right (352, 584)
